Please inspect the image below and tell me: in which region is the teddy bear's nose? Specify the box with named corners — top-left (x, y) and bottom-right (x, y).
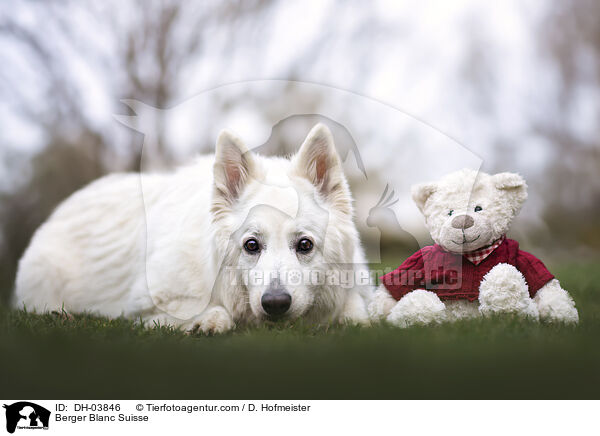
top-left (451, 214), bottom-right (474, 229)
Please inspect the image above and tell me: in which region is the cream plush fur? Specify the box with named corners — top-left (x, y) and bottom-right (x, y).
top-left (14, 124), bottom-right (371, 333)
top-left (369, 169), bottom-right (579, 327)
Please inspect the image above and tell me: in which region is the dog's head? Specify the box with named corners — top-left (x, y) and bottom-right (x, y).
top-left (211, 124), bottom-right (356, 322)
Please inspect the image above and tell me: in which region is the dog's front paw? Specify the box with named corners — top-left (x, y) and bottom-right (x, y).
top-left (187, 307), bottom-right (235, 335)
top-left (341, 309), bottom-right (371, 327)
top-left (367, 285), bottom-right (397, 321)
top-left (340, 290), bottom-right (371, 326)
top-left (478, 263), bottom-right (539, 320)
top-left (386, 289), bottom-right (447, 328)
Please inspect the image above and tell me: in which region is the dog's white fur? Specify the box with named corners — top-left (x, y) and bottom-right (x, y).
top-left (14, 124), bottom-right (371, 333)
top-left (369, 169), bottom-right (579, 327)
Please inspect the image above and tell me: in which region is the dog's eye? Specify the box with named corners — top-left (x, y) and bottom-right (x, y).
top-left (244, 238), bottom-right (260, 253)
top-left (448, 210), bottom-right (454, 216)
top-left (474, 205), bottom-right (483, 212)
top-left (296, 238), bottom-right (313, 253)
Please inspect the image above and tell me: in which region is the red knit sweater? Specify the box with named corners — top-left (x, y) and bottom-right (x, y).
top-left (380, 238), bottom-right (554, 301)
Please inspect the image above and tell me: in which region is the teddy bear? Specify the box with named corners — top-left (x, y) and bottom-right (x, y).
top-left (368, 168), bottom-right (579, 327)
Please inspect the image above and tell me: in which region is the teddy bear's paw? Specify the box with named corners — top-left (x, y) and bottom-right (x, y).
top-left (533, 279), bottom-right (579, 324)
top-left (386, 289), bottom-right (447, 328)
top-left (478, 263), bottom-right (539, 320)
top-left (367, 285), bottom-right (398, 320)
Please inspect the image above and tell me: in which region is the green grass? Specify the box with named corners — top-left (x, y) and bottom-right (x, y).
top-left (1, 262), bottom-right (599, 399)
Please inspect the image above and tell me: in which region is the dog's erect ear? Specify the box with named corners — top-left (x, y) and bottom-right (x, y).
top-left (411, 182), bottom-right (437, 213)
top-left (213, 130), bottom-right (256, 205)
top-left (292, 124), bottom-right (350, 211)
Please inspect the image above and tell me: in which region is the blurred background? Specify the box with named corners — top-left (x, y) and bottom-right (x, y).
top-left (1, 0), bottom-right (599, 305)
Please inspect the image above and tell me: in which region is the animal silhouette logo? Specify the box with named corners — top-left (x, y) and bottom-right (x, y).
top-left (367, 184), bottom-right (420, 266)
top-left (3, 402), bottom-right (50, 433)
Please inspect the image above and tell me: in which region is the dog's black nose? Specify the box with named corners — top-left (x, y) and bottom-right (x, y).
top-left (261, 291), bottom-right (292, 317)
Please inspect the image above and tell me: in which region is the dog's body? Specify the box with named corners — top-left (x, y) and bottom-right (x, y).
top-left (13, 124), bottom-right (371, 333)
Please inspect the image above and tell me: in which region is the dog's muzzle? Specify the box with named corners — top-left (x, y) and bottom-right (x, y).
top-left (261, 289), bottom-right (292, 317)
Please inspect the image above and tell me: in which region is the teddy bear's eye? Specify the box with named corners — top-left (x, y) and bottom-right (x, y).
top-left (474, 206), bottom-right (483, 212)
top-left (448, 210), bottom-right (454, 216)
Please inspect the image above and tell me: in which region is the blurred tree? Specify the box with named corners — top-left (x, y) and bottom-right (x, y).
top-left (536, 1), bottom-right (600, 253)
top-left (0, 134), bottom-right (104, 304)
top-left (0, 0), bottom-right (271, 168)
top-left (0, 0), bottom-right (271, 303)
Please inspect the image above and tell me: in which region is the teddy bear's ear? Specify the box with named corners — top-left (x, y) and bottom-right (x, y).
top-left (493, 172), bottom-right (527, 191)
top-left (493, 172), bottom-right (528, 210)
top-left (411, 182), bottom-right (437, 213)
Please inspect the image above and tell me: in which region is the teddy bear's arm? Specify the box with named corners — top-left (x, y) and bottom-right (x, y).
top-left (478, 263), bottom-right (539, 319)
top-left (386, 289), bottom-right (447, 327)
top-left (379, 248), bottom-right (428, 300)
top-left (368, 284), bottom-right (448, 327)
top-left (533, 279), bottom-right (579, 324)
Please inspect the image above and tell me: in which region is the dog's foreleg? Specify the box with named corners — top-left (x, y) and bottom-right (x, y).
top-left (339, 288), bottom-right (370, 326)
top-left (367, 284), bottom-right (397, 320)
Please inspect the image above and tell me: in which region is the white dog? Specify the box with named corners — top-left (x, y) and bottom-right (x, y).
top-left (13, 124), bottom-right (371, 333)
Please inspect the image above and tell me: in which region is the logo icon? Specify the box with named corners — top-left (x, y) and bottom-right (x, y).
top-left (3, 402), bottom-right (50, 434)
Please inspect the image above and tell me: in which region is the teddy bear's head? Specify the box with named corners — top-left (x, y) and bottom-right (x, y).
top-left (411, 169), bottom-right (527, 253)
